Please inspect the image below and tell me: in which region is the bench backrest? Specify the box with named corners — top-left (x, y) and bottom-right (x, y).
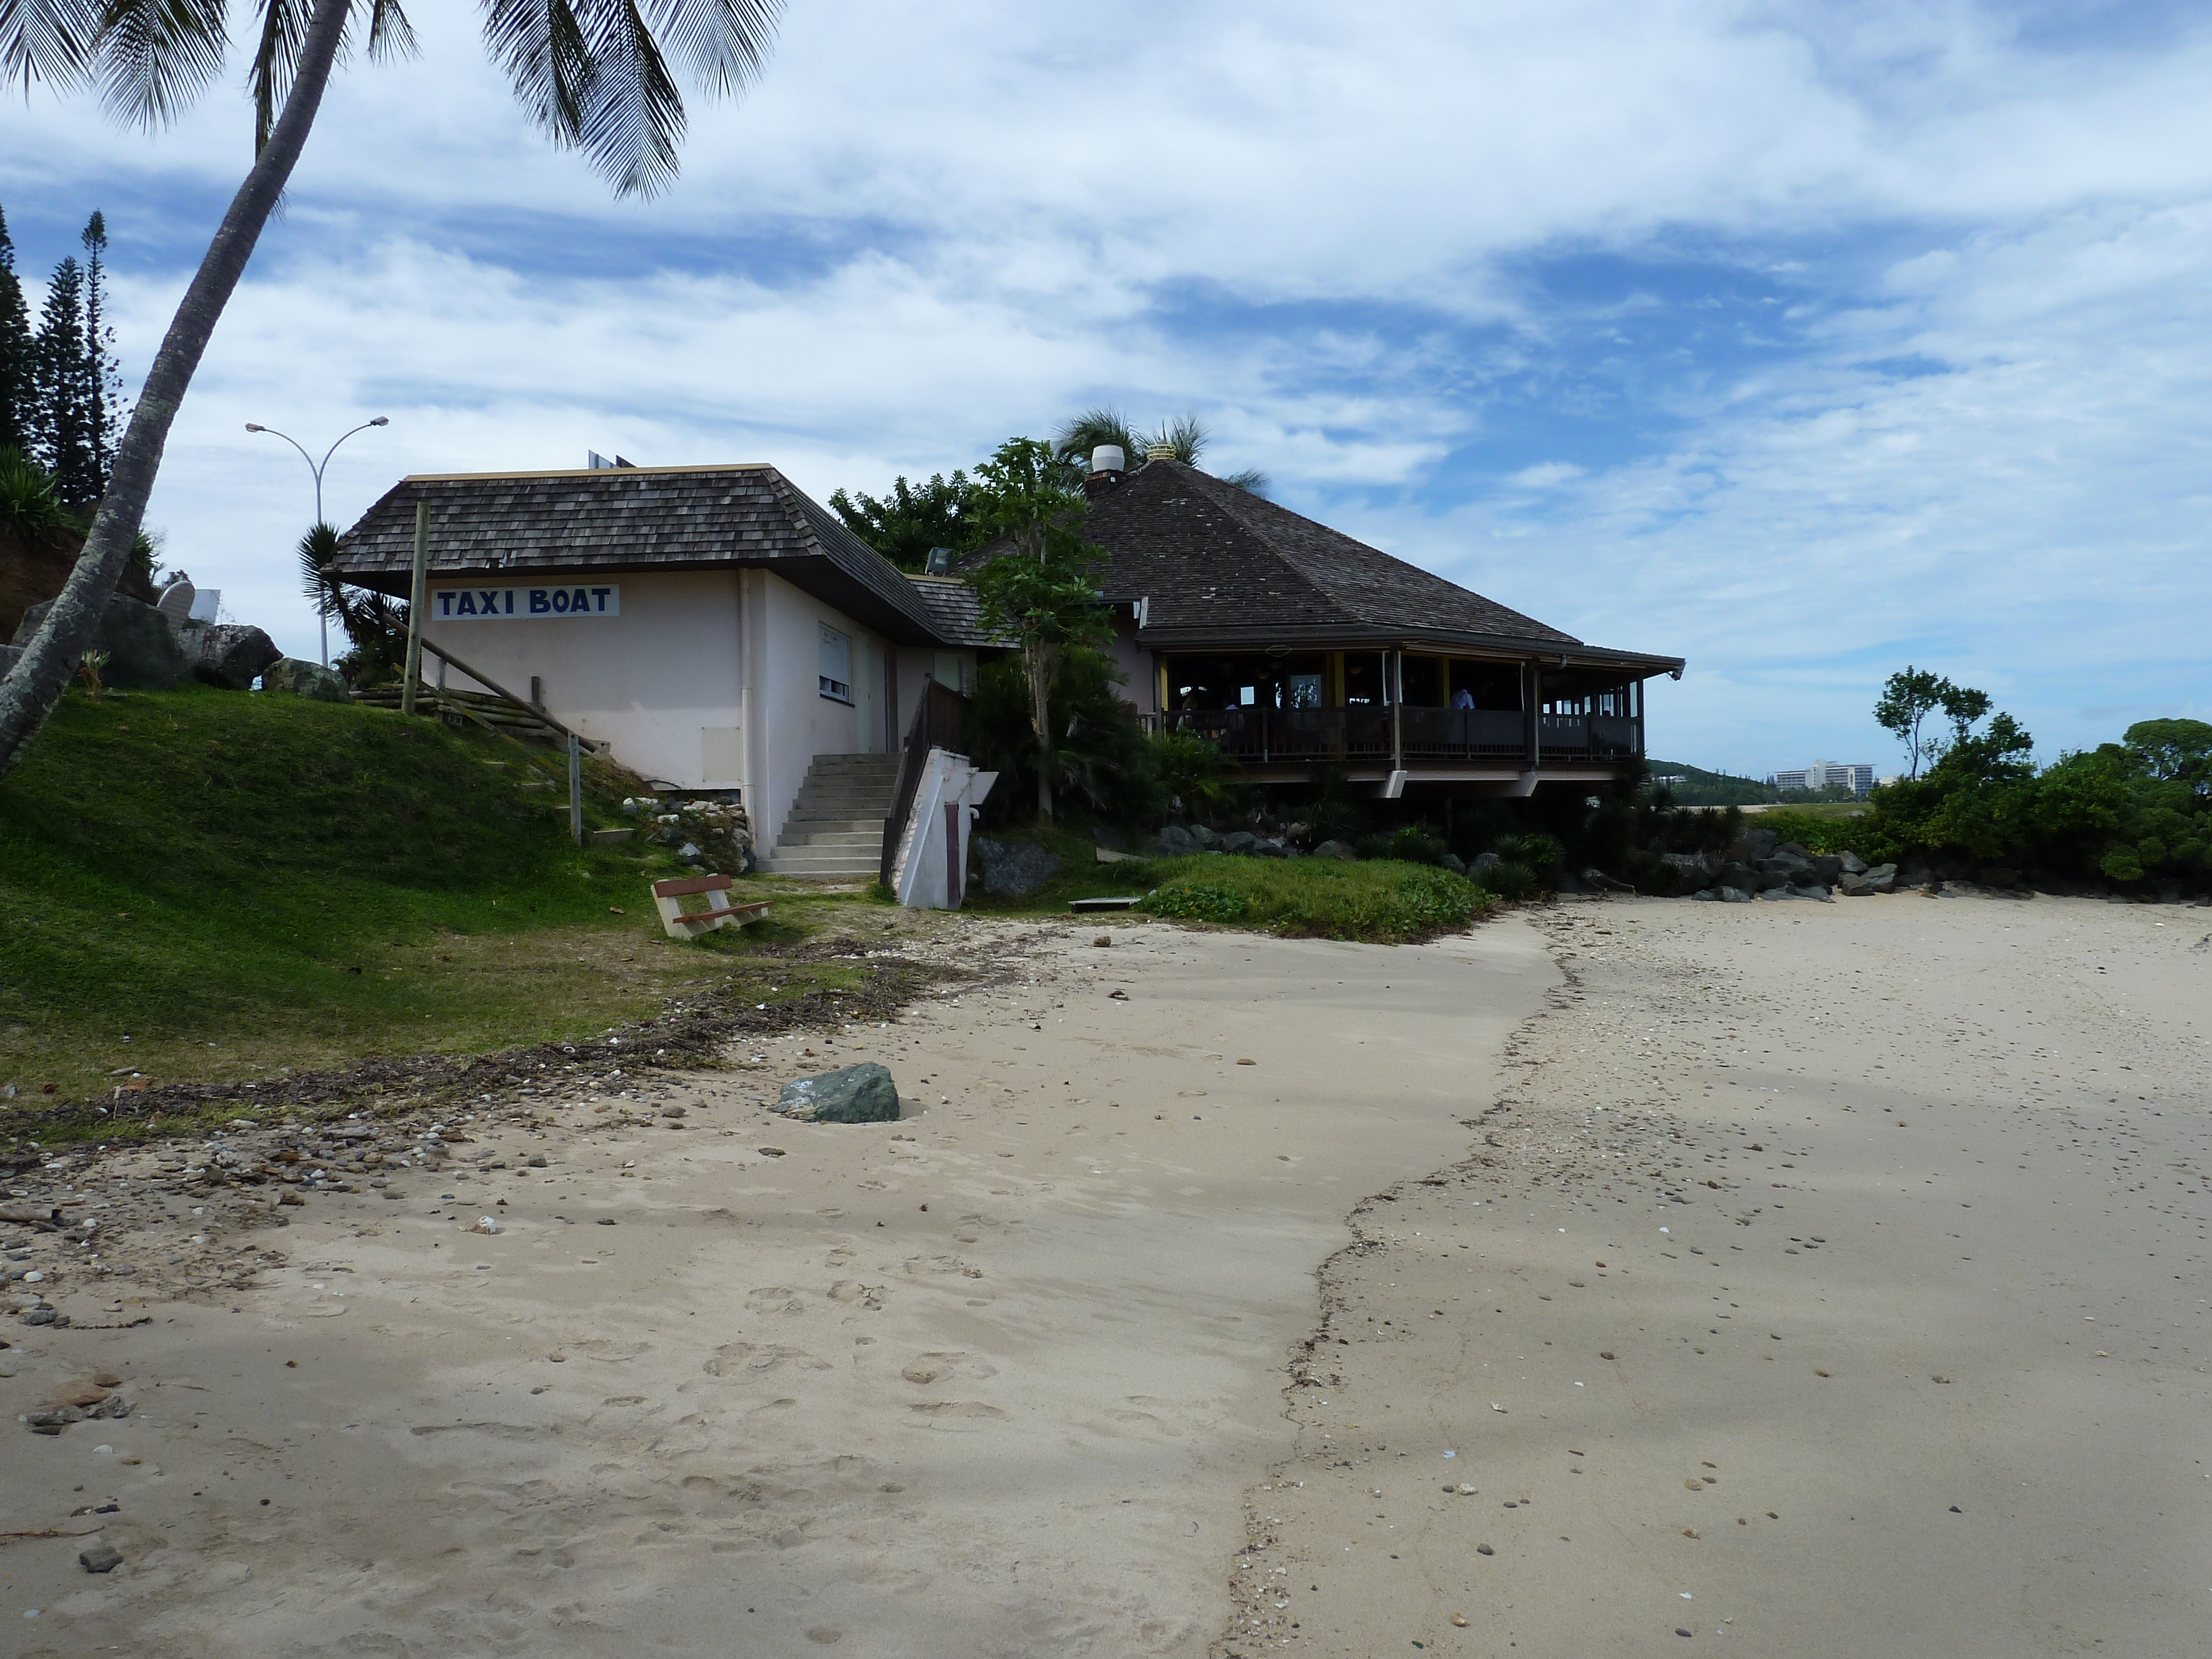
top-left (651, 874), bottom-right (733, 900)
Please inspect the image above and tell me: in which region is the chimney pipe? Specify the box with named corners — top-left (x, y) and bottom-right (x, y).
top-left (1085, 444), bottom-right (1126, 497)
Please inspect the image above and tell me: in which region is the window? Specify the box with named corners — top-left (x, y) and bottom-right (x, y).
top-left (818, 624), bottom-right (853, 703)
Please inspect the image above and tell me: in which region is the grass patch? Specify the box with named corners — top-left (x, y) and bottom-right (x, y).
top-left (0, 686), bottom-right (830, 1114)
top-left (962, 827), bottom-right (1495, 943)
top-left (1753, 807), bottom-right (1876, 853)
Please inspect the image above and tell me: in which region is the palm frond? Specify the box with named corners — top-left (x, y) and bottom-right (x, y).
top-left (93, 0), bottom-right (232, 128)
top-left (249, 0), bottom-right (307, 152)
top-left (1146, 412), bottom-right (1207, 463)
top-left (1219, 466), bottom-right (1270, 497)
top-left (296, 519), bottom-right (342, 618)
top-left (571, 0), bottom-right (684, 197)
top-left (482, 0), bottom-right (599, 175)
top-left (638, 0), bottom-right (773, 98)
top-left (1053, 406), bottom-right (1140, 466)
top-left (1, 0), bottom-right (101, 91)
top-left (364, 0), bottom-right (411, 61)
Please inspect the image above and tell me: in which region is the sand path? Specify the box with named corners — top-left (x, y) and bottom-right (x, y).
top-left (1240, 894), bottom-right (2212, 1657)
top-left (0, 918), bottom-right (1550, 1657)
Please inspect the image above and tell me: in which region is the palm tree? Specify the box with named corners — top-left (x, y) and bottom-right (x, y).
top-left (0, 0), bottom-right (782, 780)
top-left (1051, 406), bottom-right (1269, 496)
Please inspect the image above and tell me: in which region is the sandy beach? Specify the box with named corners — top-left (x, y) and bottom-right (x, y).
top-left (4, 892), bottom-right (2210, 1656)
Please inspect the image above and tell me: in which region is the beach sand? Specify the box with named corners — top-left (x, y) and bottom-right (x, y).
top-left (0, 918), bottom-right (1551, 1657)
top-left (5, 892), bottom-right (2209, 1657)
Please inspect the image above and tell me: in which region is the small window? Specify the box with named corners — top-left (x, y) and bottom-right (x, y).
top-left (818, 623), bottom-right (853, 703)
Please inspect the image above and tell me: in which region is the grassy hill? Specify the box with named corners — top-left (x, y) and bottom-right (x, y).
top-left (1647, 759), bottom-right (1778, 806)
top-left (0, 686), bottom-right (791, 1114)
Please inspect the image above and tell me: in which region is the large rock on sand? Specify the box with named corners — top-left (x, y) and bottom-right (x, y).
top-left (774, 1063), bottom-right (900, 1124)
top-left (178, 620), bottom-right (282, 690)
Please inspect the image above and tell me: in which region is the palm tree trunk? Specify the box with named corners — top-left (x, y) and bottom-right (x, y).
top-left (1027, 640), bottom-right (1054, 823)
top-left (0, 0), bottom-right (352, 782)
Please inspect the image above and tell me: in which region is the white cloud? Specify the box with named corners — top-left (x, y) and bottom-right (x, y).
top-left (0, 0), bottom-right (2206, 767)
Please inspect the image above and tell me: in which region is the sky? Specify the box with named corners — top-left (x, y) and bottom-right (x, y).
top-left (3, 0), bottom-right (2209, 778)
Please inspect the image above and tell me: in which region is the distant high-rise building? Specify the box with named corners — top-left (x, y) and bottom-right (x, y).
top-left (1768, 760), bottom-right (1875, 799)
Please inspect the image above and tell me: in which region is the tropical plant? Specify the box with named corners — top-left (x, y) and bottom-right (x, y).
top-left (1152, 727), bottom-right (1235, 822)
top-left (1051, 406), bottom-right (1269, 495)
top-left (1470, 859), bottom-right (1539, 902)
top-left (966, 437), bottom-right (1112, 822)
top-left (0, 0), bottom-right (785, 783)
top-left (0, 446), bottom-right (75, 546)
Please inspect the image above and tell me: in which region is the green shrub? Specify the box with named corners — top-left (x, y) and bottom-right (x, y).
top-left (1754, 810), bottom-right (1869, 855)
top-left (1136, 857), bottom-right (1493, 943)
top-left (1473, 859), bottom-right (1539, 901)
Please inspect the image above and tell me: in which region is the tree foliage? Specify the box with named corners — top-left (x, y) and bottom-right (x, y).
top-left (1051, 405), bottom-right (1269, 495)
top-left (0, 204), bottom-right (126, 509)
top-left (1860, 674), bottom-right (2209, 889)
top-left (827, 469), bottom-right (989, 572)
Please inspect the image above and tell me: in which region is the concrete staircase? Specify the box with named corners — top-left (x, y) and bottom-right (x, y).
top-left (758, 753), bottom-right (903, 880)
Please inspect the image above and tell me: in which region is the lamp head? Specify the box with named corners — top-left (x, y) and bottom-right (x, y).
top-left (244, 422), bottom-right (264, 432)
top-left (370, 416), bottom-right (389, 426)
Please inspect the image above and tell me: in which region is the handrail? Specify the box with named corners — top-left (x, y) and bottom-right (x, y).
top-left (878, 680), bottom-right (968, 889)
top-left (415, 636), bottom-right (599, 752)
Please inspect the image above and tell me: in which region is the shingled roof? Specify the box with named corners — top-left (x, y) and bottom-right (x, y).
top-left (1073, 461), bottom-right (1681, 672)
top-left (328, 463), bottom-right (962, 648)
top-left (902, 575), bottom-right (1005, 648)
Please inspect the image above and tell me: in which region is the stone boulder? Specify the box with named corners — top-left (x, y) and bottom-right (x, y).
top-left (1733, 826), bottom-right (1779, 863)
top-left (177, 620), bottom-right (282, 690)
top-left (1863, 862), bottom-right (1898, 893)
top-left (1468, 850), bottom-right (1504, 879)
top-left (1252, 838), bottom-right (1288, 859)
top-left (1439, 851), bottom-right (1467, 875)
top-left (1660, 852), bottom-right (1714, 890)
top-left (773, 1063), bottom-right (900, 1124)
top-left (1835, 871), bottom-right (1872, 897)
top-left (1839, 851), bottom-right (1869, 875)
top-left (262, 656), bottom-right (350, 702)
top-left (1716, 885), bottom-right (1754, 903)
top-left (1187, 824), bottom-right (1222, 851)
top-left (974, 837), bottom-right (1061, 897)
top-left (1219, 830), bottom-right (1258, 855)
top-left (1312, 839), bottom-right (1359, 861)
top-left (1148, 824), bottom-right (1196, 858)
top-left (12, 594), bottom-right (189, 690)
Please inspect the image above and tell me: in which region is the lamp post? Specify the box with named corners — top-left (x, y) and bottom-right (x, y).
top-left (247, 415), bottom-right (390, 665)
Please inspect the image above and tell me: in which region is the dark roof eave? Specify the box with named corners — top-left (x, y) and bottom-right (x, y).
top-left (1135, 622), bottom-right (1684, 676)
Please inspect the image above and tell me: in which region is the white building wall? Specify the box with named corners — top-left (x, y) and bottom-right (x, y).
top-left (424, 569), bottom-right (742, 790)
top-left (426, 567), bottom-right (907, 854)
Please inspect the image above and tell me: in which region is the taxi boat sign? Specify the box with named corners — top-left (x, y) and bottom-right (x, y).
top-left (432, 585), bottom-right (619, 619)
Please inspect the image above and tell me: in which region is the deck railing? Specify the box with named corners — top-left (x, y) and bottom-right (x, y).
top-left (879, 680), bottom-right (969, 888)
top-left (1142, 706), bottom-right (1639, 766)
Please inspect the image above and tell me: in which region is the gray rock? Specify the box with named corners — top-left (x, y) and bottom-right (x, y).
top-left (1863, 862), bottom-right (1898, 894)
top-left (1717, 886), bottom-right (1754, 904)
top-left (13, 594), bottom-right (190, 690)
top-left (1790, 883), bottom-right (1837, 902)
top-left (1689, 888), bottom-right (1718, 901)
top-left (78, 1545), bottom-right (122, 1574)
top-left (0, 643), bottom-right (18, 677)
top-left (178, 620), bottom-right (282, 690)
top-left (1717, 860), bottom-right (1757, 890)
top-left (974, 837), bottom-right (1061, 896)
top-left (1660, 852), bottom-right (1713, 888)
top-left (1808, 854), bottom-right (1843, 884)
top-left (1252, 838), bottom-right (1288, 859)
top-left (1148, 825), bottom-right (1196, 858)
top-left (1311, 839), bottom-right (1359, 861)
top-left (1219, 830), bottom-right (1258, 855)
top-left (677, 842), bottom-right (703, 862)
top-left (774, 1063), bottom-right (900, 1125)
top-left (1735, 827), bottom-right (1779, 863)
top-left (1439, 851), bottom-right (1467, 875)
top-left (1836, 872), bottom-right (1873, 897)
top-left (1839, 851), bottom-right (1869, 875)
top-left (262, 656), bottom-right (349, 702)
top-left (1187, 824), bottom-right (1221, 851)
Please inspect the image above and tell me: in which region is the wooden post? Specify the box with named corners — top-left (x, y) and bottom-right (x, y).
top-left (1389, 649), bottom-right (1404, 772)
top-left (400, 499), bottom-right (429, 717)
top-left (568, 732), bottom-right (583, 847)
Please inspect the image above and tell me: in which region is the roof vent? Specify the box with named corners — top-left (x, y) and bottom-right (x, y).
top-left (1146, 442), bottom-right (1176, 462)
top-left (925, 546), bottom-right (952, 576)
top-left (587, 451), bottom-right (637, 470)
top-left (1088, 445), bottom-right (1125, 477)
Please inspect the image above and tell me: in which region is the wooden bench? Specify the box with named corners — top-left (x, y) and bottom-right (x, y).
top-left (650, 874), bottom-right (770, 940)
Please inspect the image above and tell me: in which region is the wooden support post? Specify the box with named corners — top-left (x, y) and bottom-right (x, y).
top-left (1389, 648), bottom-right (1404, 773)
top-left (400, 499), bottom-right (429, 717)
top-left (568, 732), bottom-right (583, 847)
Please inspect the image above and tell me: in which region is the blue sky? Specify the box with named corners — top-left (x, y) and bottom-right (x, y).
top-left (4, 0), bottom-right (2208, 778)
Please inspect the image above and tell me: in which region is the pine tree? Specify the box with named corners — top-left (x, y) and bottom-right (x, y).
top-left (0, 205), bottom-right (33, 457)
top-left (32, 254), bottom-right (97, 508)
top-left (77, 212), bottom-right (123, 499)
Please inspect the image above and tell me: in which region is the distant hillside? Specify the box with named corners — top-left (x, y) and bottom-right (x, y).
top-left (1646, 759), bottom-right (1778, 807)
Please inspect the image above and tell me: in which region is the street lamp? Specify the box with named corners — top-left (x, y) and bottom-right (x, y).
top-left (247, 415), bottom-right (391, 665)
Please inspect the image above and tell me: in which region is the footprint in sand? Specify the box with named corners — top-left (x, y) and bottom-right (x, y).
top-left (706, 1343), bottom-right (833, 1376)
top-left (901, 1352), bottom-right (999, 1384)
top-left (907, 1401), bottom-right (1008, 1428)
top-left (745, 1286), bottom-right (807, 1314)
